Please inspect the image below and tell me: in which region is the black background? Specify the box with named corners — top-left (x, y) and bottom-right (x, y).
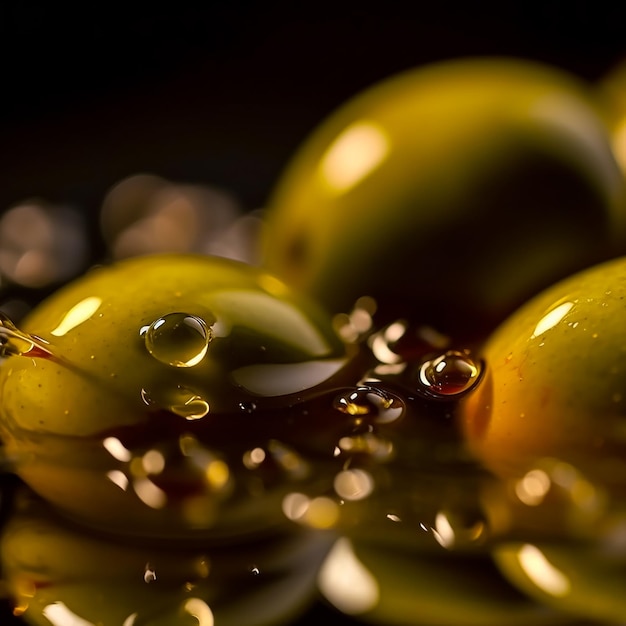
top-left (1, 3), bottom-right (625, 220)
top-left (0, 3), bottom-right (625, 625)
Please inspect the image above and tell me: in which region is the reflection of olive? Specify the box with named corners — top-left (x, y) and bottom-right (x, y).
top-left (263, 58), bottom-right (626, 338)
top-left (459, 256), bottom-right (626, 493)
top-left (0, 254), bottom-right (352, 538)
top-left (495, 540), bottom-right (626, 624)
top-left (597, 59), bottom-right (626, 177)
top-left (1, 489), bottom-right (333, 626)
top-left (318, 538), bottom-right (570, 625)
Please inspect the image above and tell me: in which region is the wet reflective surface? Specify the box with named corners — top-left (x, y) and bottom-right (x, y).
top-left (1, 290), bottom-right (624, 624)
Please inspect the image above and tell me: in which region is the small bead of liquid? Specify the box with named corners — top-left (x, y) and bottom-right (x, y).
top-left (141, 385), bottom-right (210, 420)
top-left (143, 313), bottom-right (212, 368)
top-left (418, 350), bottom-right (481, 396)
top-left (333, 387), bottom-right (405, 424)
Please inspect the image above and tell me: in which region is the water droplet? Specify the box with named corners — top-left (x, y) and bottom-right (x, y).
top-left (141, 385), bottom-right (210, 420)
top-left (333, 387), bottom-right (405, 424)
top-left (143, 312), bottom-right (213, 367)
top-left (417, 350), bottom-right (482, 397)
top-left (0, 312), bottom-right (54, 359)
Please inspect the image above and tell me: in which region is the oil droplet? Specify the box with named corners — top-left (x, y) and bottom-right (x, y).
top-left (333, 387), bottom-right (405, 424)
top-left (170, 396), bottom-right (210, 421)
top-left (143, 312), bottom-right (212, 367)
top-left (141, 385), bottom-right (210, 420)
top-left (417, 350), bottom-right (482, 397)
top-left (0, 312), bottom-right (54, 359)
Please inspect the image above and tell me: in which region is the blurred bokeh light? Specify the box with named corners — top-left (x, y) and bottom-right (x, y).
top-left (0, 201), bottom-right (87, 289)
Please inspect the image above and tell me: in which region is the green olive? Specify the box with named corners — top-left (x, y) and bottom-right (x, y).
top-left (262, 58), bottom-right (626, 338)
top-left (494, 538), bottom-right (626, 624)
top-left (0, 254), bottom-right (353, 538)
top-left (459, 255), bottom-right (626, 497)
top-left (1, 488), bottom-right (333, 626)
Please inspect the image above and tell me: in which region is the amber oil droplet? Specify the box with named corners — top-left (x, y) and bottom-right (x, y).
top-left (418, 350), bottom-right (482, 397)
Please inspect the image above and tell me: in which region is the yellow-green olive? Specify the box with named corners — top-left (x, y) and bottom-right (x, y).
top-left (0, 254), bottom-right (354, 538)
top-left (459, 255), bottom-right (626, 497)
top-left (263, 58), bottom-right (626, 338)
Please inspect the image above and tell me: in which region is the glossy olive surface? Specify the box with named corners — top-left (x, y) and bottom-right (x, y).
top-left (0, 254), bottom-right (356, 538)
top-left (263, 58), bottom-right (626, 338)
top-left (459, 255), bottom-right (626, 496)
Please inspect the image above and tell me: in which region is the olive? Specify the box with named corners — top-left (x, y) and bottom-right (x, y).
top-left (1, 488), bottom-right (334, 626)
top-left (262, 58), bottom-right (626, 339)
top-left (459, 255), bottom-right (626, 499)
top-left (0, 254), bottom-right (354, 538)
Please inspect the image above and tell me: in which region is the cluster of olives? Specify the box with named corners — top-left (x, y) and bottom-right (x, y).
top-left (1, 57), bottom-right (626, 625)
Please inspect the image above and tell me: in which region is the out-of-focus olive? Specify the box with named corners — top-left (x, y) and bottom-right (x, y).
top-left (263, 58), bottom-right (626, 338)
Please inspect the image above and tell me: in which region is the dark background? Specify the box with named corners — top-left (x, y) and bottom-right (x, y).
top-left (0, 4), bottom-right (625, 625)
top-left (1, 3), bottom-right (625, 221)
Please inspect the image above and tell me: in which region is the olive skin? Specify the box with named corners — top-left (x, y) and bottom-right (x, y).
top-left (459, 255), bottom-right (626, 493)
top-left (262, 58), bottom-right (626, 338)
top-left (0, 254), bottom-right (353, 538)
